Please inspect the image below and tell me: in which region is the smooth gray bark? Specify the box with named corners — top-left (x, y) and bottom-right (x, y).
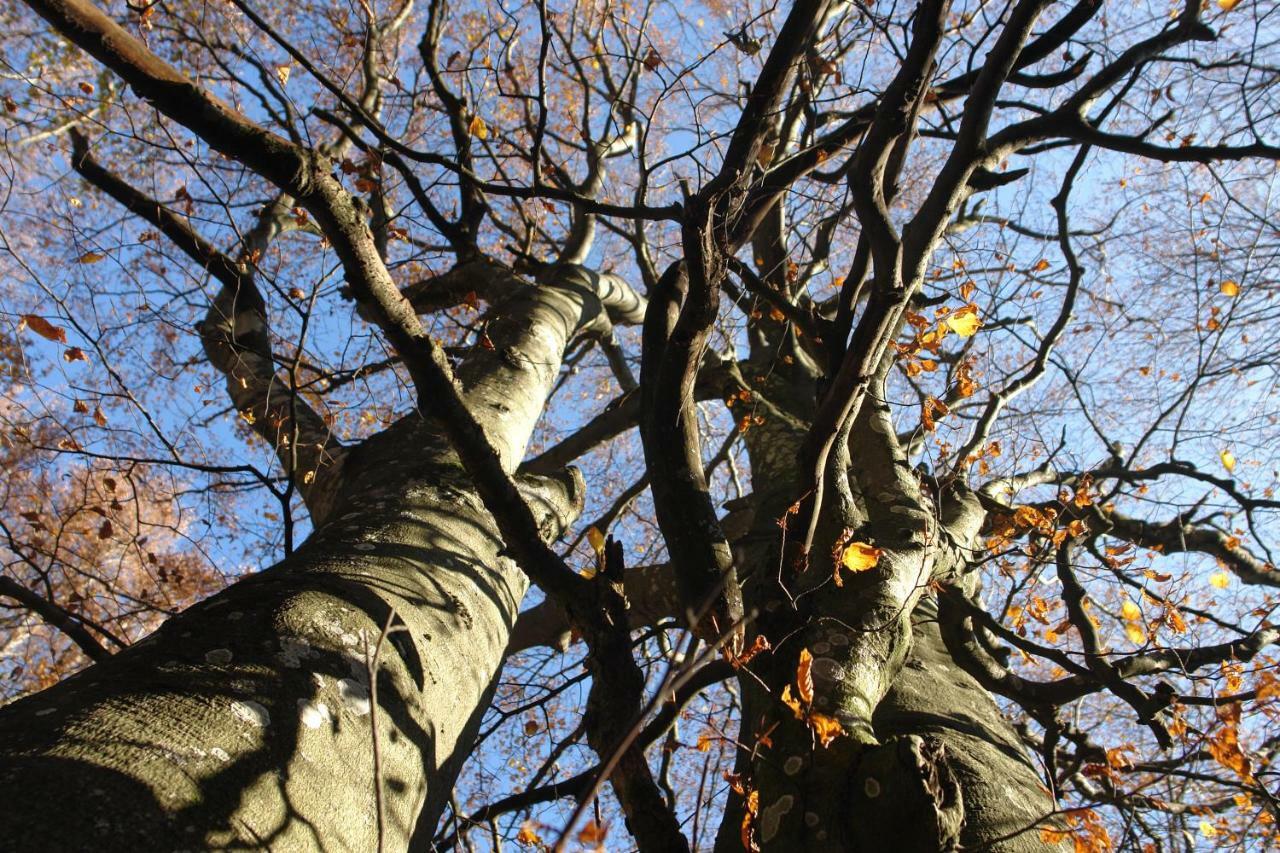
top-left (0, 265), bottom-right (639, 850)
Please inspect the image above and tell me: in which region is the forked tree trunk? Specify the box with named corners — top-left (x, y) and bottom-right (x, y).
top-left (0, 267), bottom-right (636, 851)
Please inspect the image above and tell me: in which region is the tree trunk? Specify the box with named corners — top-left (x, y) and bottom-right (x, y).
top-left (868, 597), bottom-right (1066, 852)
top-left (0, 264), bottom-right (638, 850)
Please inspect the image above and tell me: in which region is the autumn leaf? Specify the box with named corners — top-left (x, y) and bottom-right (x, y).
top-left (642, 47), bottom-right (662, 71)
top-left (577, 819), bottom-right (607, 846)
top-left (945, 305), bottom-right (982, 337)
top-left (780, 683), bottom-right (803, 720)
top-left (77, 251), bottom-right (106, 264)
top-left (836, 541), bottom-right (881, 587)
top-left (1120, 600), bottom-right (1141, 621)
top-left (808, 712), bottom-right (844, 748)
top-left (1216, 0), bottom-right (1241, 10)
top-left (726, 633), bottom-right (770, 669)
top-left (523, 718), bottom-right (538, 735)
top-left (580, 522), bottom-right (608, 556)
top-left (922, 395), bottom-right (949, 431)
top-left (1220, 280), bottom-right (1240, 296)
top-left (467, 114), bottom-right (489, 140)
top-left (696, 732), bottom-right (712, 752)
top-left (515, 821), bottom-right (542, 846)
top-left (22, 315), bottom-right (67, 343)
top-left (1124, 622), bottom-right (1146, 645)
top-left (98, 519), bottom-right (113, 540)
top-left (796, 648), bottom-right (814, 706)
top-left (1207, 703), bottom-right (1253, 780)
top-left (1257, 672), bottom-right (1280, 702)
top-left (1220, 448), bottom-right (1236, 472)
top-left (63, 347), bottom-right (88, 363)
top-left (275, 64), bottom-right (291, 86)
top-left (1210, 571), bottom-right (1231, 589)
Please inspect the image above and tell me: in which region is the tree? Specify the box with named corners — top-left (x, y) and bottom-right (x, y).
top-left (1, 0), bottom-right (1278, 848)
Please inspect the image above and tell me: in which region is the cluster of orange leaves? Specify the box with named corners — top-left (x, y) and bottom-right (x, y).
top-left (725, 388), bottom-right (765, 433)
top-left (896, 303), bottom-right (982, 432)
top-left (1040, 808), bottom-right (1114, 852)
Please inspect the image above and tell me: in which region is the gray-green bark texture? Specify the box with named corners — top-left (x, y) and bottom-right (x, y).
top-left (0, 265), bottom-right (634, 850)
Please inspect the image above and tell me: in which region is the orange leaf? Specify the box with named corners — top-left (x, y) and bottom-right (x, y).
top-left (780, 684), bottom-right (803, 720)
top-left (515, 821), bottom-right (542, 846)
top-left (808, 712), bottom-right (844, 748)
top-left (21, 315), bottom-right (67, 344)
top-left (741, 789), bottom-right (759, 851)
top-left (577, 819), bottom-right (607, 845)
top-left (796, 648), bottom-right (814, 706)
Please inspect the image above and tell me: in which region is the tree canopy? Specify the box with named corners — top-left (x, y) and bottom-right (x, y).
top-left (2, 0), bottom-right (1280, 849)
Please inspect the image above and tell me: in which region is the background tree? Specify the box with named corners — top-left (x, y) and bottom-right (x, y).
top-left (1, 0), bottom-right (1279, 849)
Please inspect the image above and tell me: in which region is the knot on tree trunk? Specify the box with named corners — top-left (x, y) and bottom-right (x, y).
top-left (848, 734), bottom-right (964, 852)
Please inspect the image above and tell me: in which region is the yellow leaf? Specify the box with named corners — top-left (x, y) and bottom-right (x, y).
top-left (275, 64), bottom-right (291, 86)
top-left (467, 114), bottom-right (489, 140)
top-left (945, 310), bottom-right (982, 337)
top-left (1210, 571), bottom-right (1231, 589)
top-left (1124, 622), bottom-right (1146, 645)
top-left (1220, 449), bottom-right (1236, 472)
top-left (586, 525), bottom-right (605, 556)
top-left (696, 733), bottom-right (712, 752)
top-left (77, 251), bottom-right (106, 264)
top-left (840, 541), bottom-right (882, 574)
top-left (21, 314), bottom-right (67, 343)
top-left (1200, 820), bottom-right (1217, 838)
top-left (1121, 600), bottom-right (1142, 621)
top-left (1220, 280), bottom-right (1240, 296)
top-left (1217, 0), bottom-right (1240, 10)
